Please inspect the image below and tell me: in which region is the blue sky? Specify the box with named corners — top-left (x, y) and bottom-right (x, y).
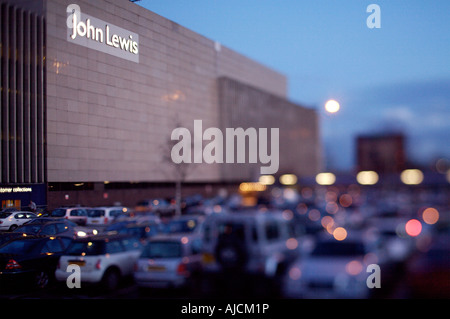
top-left (138, 0), bottom-right (450, 171)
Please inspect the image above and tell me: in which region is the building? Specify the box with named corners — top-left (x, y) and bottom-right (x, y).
top-left (356, 133), bottom-right (406, 174)
top-left (0, 0), bottom-right (321, 210)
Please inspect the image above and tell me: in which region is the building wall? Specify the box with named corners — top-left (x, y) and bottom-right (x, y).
top-left (44, 0), bottom-right (288, 183)
top-left (0, 2), bottom-right (46, 184)
top-left (218, 77), bottom-right (321, 181)
top-left (356, 134), bottom-right (406, 174)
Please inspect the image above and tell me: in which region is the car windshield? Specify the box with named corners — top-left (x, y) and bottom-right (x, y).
top-left (66, 241), bottom-right (105, 256)
top-left (312, 241), bottom-right (366, 257)
top-left (0, 212), bottom-right (12, 218)
top-left (88, 209), bottom-right (105, 217)
top-left (0, 239), bottom-right (40, 254)
top-left (13, 224), bottom-right (42, 234)
top-left (142, 241), bottom-right (182, 258)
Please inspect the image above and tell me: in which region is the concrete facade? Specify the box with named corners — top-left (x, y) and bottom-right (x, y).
top-left (1, 0), bottom-right (320, 208)
top-left (45, 0), bottom-right (289, 183)
top-left (218, 77), bottom-right (321, 182)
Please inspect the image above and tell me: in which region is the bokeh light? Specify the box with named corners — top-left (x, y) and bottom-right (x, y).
top-left (400, 169), bottom-right (424, 185)
top-left (422, 207), bottom-right (439, 225)
top-left (286, 238), bottom-right (299, 250)
top-left (308, 209), bottom-right (321, 221)
top-left (346, 260), bottom-right (363, 275)
top-left (339, 194), bottom-right (353, 207)
top-left (315, 172), bottom-right (336, 185)
top-left (325, 99), bottom-right (340, 113)
top-left (356, 171), bottom-right (379, 185)
top-left (405, 219), bottom-right (422, 237)
top-left (280, 174), bottom-right (298, 185)
top-left (259, 175), bottom-right (275, 185)
top-left (333, 227), bottom-right (347, 241)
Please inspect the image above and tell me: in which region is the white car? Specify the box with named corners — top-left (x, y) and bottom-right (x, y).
top-left (87, 207), bottom-right (127, 225)
top-left (134, 234), bottom-right (202, 289)
top-left (55, 234), bottom-right (142, 290)
top-left (283, 233), bottom-right (380, 299)
top-left (0, 211), bottom-right (37, 231)
top-left (369, 217), bottom-right (415, 263)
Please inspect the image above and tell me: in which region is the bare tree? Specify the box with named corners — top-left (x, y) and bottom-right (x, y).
top-left (159, 121), bottom-right (196, 216)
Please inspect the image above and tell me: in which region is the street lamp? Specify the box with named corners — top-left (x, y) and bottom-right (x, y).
top-left (324, 99), bottom-right (340, 114)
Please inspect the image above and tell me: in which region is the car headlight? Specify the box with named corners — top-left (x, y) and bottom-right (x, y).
top-left (77, 231), bottom-right (87, 237)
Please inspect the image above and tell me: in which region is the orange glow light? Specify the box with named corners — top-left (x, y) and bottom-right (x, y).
top-left (333, 227), bottom-right (347, 241)
top-left (422, 208), bottom-right (439, 225)
top-left (346, 260), bottom-right (363, 276)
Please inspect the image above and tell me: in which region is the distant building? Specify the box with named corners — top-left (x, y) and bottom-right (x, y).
top-left (356, 134), bottom-right (406, 174)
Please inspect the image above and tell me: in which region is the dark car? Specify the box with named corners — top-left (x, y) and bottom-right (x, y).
top-left (0, 232), bottom-right (23, 247)
top-left (407, 234), bottom-right (450, 298)
top-left (12, 219), bottom-right (80, 239)
top-left (105, 221), bottom-right (162, 242)
top-left (0, 236), bottom-right (73, 289)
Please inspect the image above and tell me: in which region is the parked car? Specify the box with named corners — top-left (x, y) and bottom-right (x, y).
top-left (0, 231), bottom-right (23, 247)
top-left (13, 219), bottom-right (94, 238)
top-left (201, 209), bottom-right (303, 279)
top-left (282, 232), bottom-right (379, 299)
top-left (87, 207), bottom-right (127, 225)
top-left (369, 217), bottom-right (415, 263)
top-left (105, 220), bottom-right (162, 242)
top-left (134, 234), bottom-right (202, 289)
top-left (406, 234), bottom-right (450, 298)
top-left (0, 236), bottom-right (73, 289)
top-left (160, 215), bottom-right (204, 235)
top-left (0, 211), bottom-right (37, 231)
top-left (50, 207), bottom-right (90, 225)
top-left (135, 199), bottom-right (173, 214)
top-left (55, 234), bottom-right (142, 290)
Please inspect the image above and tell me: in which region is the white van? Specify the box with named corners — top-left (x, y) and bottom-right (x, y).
top-left (201, 209), bottom-right (303, 278)
top-left (87, 207), bottom-right (127, 225)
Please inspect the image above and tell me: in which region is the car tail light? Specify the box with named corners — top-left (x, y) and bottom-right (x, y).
top-left (104, 217), bottom-right (108, 224)
top-left (0, 221), bottom-right (3, 224)
top-left (177, 263), bottom-right (189, 277)
top-left (95, 259), bottom-right (102, 270)
top-left (5, 259), bottom-right (22, 270)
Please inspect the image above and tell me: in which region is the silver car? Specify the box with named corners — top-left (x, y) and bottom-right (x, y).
top-left (134, 234), bottom-right (202, 289)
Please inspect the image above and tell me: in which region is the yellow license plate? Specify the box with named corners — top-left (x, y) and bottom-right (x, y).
top-left (69, 260), bottom-right (86, 267)
top-left (147, 265), bottom-right (166, 271)
top-left (202, 253), bottom-right (215, 264)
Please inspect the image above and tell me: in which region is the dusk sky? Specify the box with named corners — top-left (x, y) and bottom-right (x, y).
top-left (138, 0), bottom-right (450, 171)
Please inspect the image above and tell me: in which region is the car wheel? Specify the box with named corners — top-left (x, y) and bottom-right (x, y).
top-left (215, 241), bottom-right (248, 271)
top-left (102, 268), bottom-right (120, 291)
top-left (35, 271), bottom-right (50, 289)
top-left (8, 225), bottom-right (18, 231)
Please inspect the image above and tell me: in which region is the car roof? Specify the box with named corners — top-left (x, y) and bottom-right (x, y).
top-left (9, 211), bottom-right (34, 214)
top-left (149, 233), bottom-right (194, 242)
top-left (205, 210), bottom-right (286, 222)
top-left (4, 234), bottom-right (57, 242)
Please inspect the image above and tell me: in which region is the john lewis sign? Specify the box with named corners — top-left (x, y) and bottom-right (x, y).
top-left (66, 4), bottom-right (139, 63)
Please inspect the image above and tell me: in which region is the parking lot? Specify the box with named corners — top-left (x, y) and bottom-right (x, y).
top-left (1, 185), bottom-right (449, 299)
